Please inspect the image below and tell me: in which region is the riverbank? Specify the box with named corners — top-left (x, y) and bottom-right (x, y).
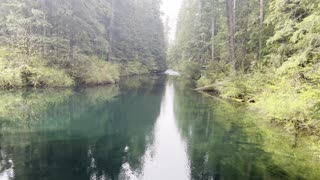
top-left (170, 61), bottom-right (320, 135)
top-left (194, 68), bottom-right (320, 136)
top-left (0, 47), bottom-right (164, 90)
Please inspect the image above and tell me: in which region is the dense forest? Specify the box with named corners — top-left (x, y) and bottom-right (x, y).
top-left (1, 1), bottom-right (320, 178)
top-left (0, 0), bottom-right (166, 88)
top-left (169, 0), bottom-right (320, 134)
top-left (1, 0), bottom-right (320, 133)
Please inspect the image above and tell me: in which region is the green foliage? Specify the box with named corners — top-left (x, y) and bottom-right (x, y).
top-left (168, 0), bottom-right (264, 69)
top-left (120, 61), bottom-right (149, 77)
top-left (72, 57), bottom-right (120, 85)
top-left (252, 80), bottom-right (320, 133)
top-left (175, 81), bottom-right (320, 180)
top-left (0, 68), bottom-right (23, 89)
top-left (197, 61), bottom-right (231, 87)
top-left (171, 0), bottom-right (320, 133)
top-left (0, 47), bottom-right (74, 89)
top-left (107, 0), bottom-right (167, 72)
top-left (27, 66), bottom-right (74, 88)
top-left (0, 0), bottom-right (167, 88)
top-left (171, 0), bottom-right (203, 64)
top-left (0, 47), bottom-right (122, 88)
top-left (197, 77), bottom-right (213, 88)
top-left (178, 62), bottom-right (202, 80)
top-left (210, 67), bottom-right (320, 133)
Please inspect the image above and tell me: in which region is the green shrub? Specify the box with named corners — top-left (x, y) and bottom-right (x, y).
top-left (72, 57), bottom-right (120, 85)
top-left (197, 61), bottom-right (231, 87)
top-left (179, 62), bottom-right (201, 80)
top-left (27, 66), bottom-right (74, 87)
top-left (0, 47), bottom-right (122, 88)
top-left (197, 76), bottom-right (213, 87)
top-left (211, 63), bottom-right (320, 131)
top-left (120, 61), bottom-right (149, 76)
top-left (0, 47), bottom-right (74, 89)
top-left (0, 68), bottom-right (24, 89)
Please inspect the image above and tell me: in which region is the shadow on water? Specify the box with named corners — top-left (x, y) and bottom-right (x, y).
top-left (0, 75), bottom-right (320, 180)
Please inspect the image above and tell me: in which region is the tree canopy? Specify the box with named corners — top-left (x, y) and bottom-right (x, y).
top-left (169, 0), bottom-right (320, 134)
top-left (0, 0), bottom-right (167, 88)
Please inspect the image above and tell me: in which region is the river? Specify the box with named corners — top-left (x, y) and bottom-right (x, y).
top-left (0, 75), bottom-right (319, 180)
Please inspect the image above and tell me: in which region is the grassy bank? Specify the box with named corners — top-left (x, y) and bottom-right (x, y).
top-left (0, 47), bottom-right (160, 89)
top-left (177, 61), bottom-right (320, 136)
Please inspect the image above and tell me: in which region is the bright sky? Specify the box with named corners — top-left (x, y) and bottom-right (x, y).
top-left (161, 0), bottom-right (183, 42)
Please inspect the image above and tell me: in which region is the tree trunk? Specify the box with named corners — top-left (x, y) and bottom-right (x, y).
top-left (211, 15), bottom-right (215, 62)
top-left (26, 24), bottom-right (32, 56)
top-left (258, 0), bottom-right (264, 61)
top-left (200, 0), bottom-right (205, 64)
top-left (69, 33), bottom-right (75, 61)
top-left (226, 0), bottom-right (235, 68)
top-left (211, 0), bottom-right (215, 62)
top-left (42, 25), bottom-right (47, 56)
top-left (107, 0), bottom-right (114, 61)
top-left (40, 0), bottom-right (47, 56)
top-left (241, 0), bottom-right (250, 70)
top-left (233, 0), bottom-right (237, 34)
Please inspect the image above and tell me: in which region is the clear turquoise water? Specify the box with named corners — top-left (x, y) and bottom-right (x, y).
top-left (0, 75), bottom-right (319, 180)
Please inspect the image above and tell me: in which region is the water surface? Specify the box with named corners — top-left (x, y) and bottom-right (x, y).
top-left (0, 75), bottom-right (319, 180)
